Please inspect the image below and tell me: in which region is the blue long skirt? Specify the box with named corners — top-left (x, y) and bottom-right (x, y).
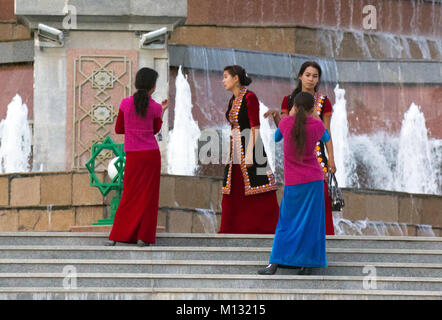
top-left (269, 180), bottom-right (327, 268)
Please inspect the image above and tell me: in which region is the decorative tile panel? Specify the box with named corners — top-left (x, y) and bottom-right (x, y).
top-left (66, 50), bottom-right (138, 170)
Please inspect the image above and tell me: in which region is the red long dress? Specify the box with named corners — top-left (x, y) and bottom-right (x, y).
top-left (220, 164), bottom-right (279, 234)
top-left (108, 107), bottom-right (163, 244)
top-left (281, 94), bottom-right (335, 235)
top-left (219, 91), bottom-right (279, 234)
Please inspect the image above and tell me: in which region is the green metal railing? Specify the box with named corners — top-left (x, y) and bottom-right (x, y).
top-left (85, 136), bottom-right (125, 225)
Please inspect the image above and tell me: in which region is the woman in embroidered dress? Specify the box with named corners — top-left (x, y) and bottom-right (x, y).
top-left (258, 92), bottom-right (329, 275)
top-left (219, 65), bottom-right (279, 234)
top-left (106, 67), bottom-right (168, 247)
top-left (265, 61), bottom-right (336, 235)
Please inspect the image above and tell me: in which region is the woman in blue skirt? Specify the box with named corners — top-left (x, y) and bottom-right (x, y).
top-left (258, 92), bottom-right (330, 275)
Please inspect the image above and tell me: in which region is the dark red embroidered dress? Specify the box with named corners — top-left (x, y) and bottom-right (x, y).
top-left (219, 88), bottom-right (279, 234)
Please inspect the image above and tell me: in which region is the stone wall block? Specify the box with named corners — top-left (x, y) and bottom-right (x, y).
top-left (159, 175), bottom-right (176, 207)
top-left (209, 180), bottom-right (223, 212)
top-left (50, 209), bottom-right (75, 231)
top-left (364, 194), bottom-right (399, 222)
top-left (40, 174), bottom-right (72, 206)
top-left (174, 176), bottom-right (212, 209)
top-left (341, 191), bottom-right (366, 221)
top-left (191, 212), bottom-right (206, 233)
top-left (168, 210), bottom-right (193, 233)
top-left (157, 209), bottom-right (167, 229)
top-left (0, 24), bottom-right (31, 41)
top-left (398, 196), bottom-right (422, 225)
top-left (0, 209), bottom-right (18, 231)
top-left (75, 206), bottom-right (105, 226)
top-left (19, 209), bottom-right (48, 231)
top-left (0, 176), bottom-right (9, 206)
top-left (10, 176), bottom-right (40, 206)
top-left (72, 172), bottom-right (105, 205)
top-left (420, 198), bottom-right (442, 228)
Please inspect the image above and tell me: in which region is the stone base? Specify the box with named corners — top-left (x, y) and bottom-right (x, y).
top-left (70, 225), bottom-right (166, 233)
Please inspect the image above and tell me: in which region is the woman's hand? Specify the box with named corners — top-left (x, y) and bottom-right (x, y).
top-left (161, 99), bottom-right (169, 112)
top-left (264, 109), bottom-right (281, 126)
top-left (328, 156), bottom-right (336, 174)
top-left (263, 109), bottom-right (277, 119)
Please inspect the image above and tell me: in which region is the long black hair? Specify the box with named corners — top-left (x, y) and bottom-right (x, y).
top-left (288, 61), bottom-right (322, 111)
top-left (224, 65), bottom-right (252, 121)
top-left (133, 67), bottom-right (158, 117)
top-left (291, 92), bottom-right (315, 160)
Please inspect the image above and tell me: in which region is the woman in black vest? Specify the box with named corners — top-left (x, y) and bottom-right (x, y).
top-left (219, 65), bottom-right (279, 234)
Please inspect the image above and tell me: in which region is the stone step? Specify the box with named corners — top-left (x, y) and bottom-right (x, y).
top-left (1, 232), bottom-right (440, 300)
top-left (1, 246), bottom-right (441, 264)
top-left (0, 273), bottom-right (441, 292)
top-left (69, 226), bottom-right (165, 233)
top-left (157, 234), bottom-right (442, 250)
top-left (1, 259), bottom-right (441, 278)
top-left (0, 287), bottom-right (441, 300)
top-left (1, 232), bottom-right (441, 250)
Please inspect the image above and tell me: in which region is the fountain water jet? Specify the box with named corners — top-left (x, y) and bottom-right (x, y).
top-left (0, 94), bottom-right (32, 174)
top-left (394, 103), bottom-right (438, 194)
top-left (167, 66), bottom-right (201, 176)
top-left (331, 87), bottom-right (441, 195)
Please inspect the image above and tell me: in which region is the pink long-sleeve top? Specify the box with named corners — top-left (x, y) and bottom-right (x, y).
top-left (277, 115), bottom-right (327, 185)
top-left (115, 96), bottom-right (163, 152)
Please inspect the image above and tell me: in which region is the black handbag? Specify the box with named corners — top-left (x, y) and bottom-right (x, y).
top-left (328, 173), bottom-right (345, 211)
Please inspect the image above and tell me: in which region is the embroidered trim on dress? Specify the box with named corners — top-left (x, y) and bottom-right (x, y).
top-left (222, 135), bottom-right (234, 195)
top-left (222, 88), bottom-right (277, 196)
top-left (315, 93), bottom-right (328, 175)
top-left (222, 88), bottom-right (247, 195)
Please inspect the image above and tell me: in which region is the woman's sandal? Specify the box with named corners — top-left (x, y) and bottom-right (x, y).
top-left (137, 240), bottom-right (150, 247)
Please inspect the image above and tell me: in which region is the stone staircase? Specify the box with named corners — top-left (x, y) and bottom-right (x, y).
top-left (0, 232), bottom-right (441, 300)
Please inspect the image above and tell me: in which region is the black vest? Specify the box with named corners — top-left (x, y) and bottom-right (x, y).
top-left (222, 88), bottom-right (277, 196)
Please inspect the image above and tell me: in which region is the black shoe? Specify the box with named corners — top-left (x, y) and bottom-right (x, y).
top-left (104, 241), bottom-right (116, 246)
top-left (137, 240), bottom-right (150, 247)
top-left (257, 264), bottom-right (278, 275)
top-left (298, 267), bottom-right (312, 275)
top-left (278, 264), bottom-right (301, 270)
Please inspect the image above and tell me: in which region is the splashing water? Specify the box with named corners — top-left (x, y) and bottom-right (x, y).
top-left (0, 94), bottom-right (32, 173)
top-left (333, 212), bottom-right (413, 236)
top-left (331, 87), bottom-right (441, 195)
top-left (167, 66), bottom-right (201, 175)
top-left (195, 208), bottom-right (218, 233)
top-left (394, 103), bottom-right (438, 194)
top-left (349, 133), bottom-right (396, 190)
top-left (258, 101), bottom-right (277, 174)
top-left (417, 225), bottom-right (436, 237)
top-left (330, 84), bottom-right (356, 187)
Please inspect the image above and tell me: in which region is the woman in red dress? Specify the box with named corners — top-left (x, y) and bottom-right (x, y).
top-left (219, 65), bottom-right (279, 234)
top-left (106, 67), bottom-right (169, 246)
top-left (265, 61), bottom-right (336, 235)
